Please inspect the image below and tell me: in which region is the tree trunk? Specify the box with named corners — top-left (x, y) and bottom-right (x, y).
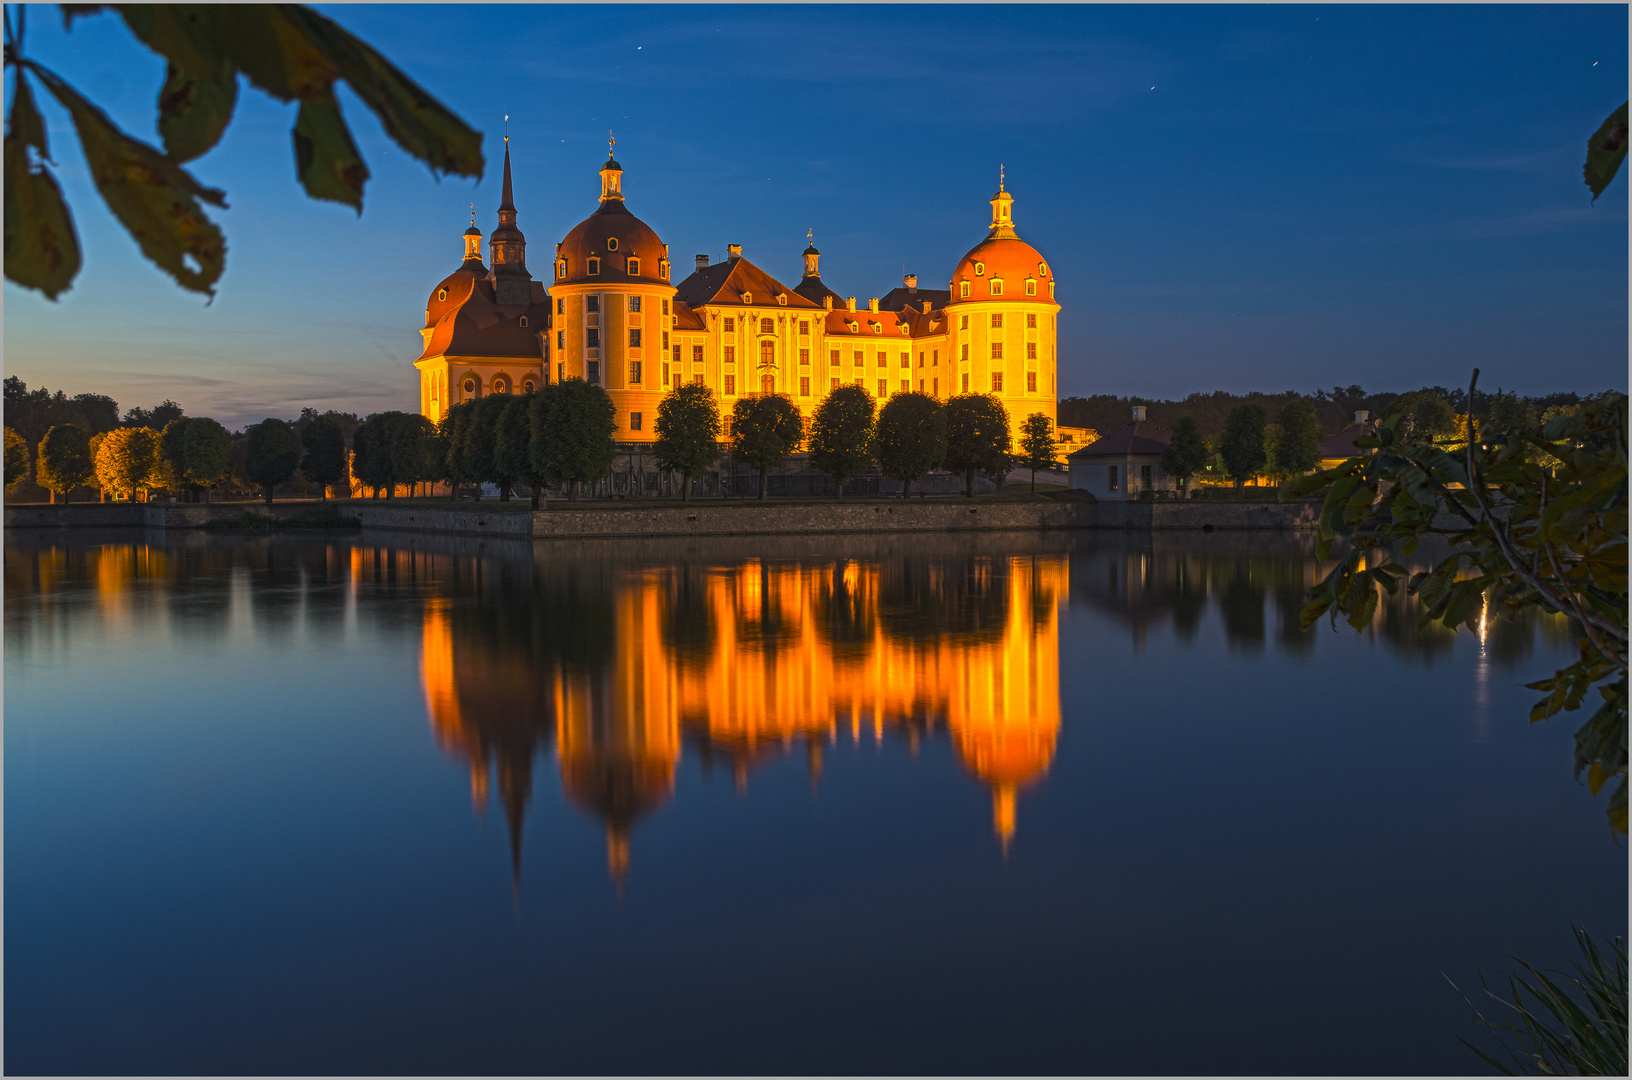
top-left (965, 468), bottom-right (974, 498)
top-left (1030, 468), bottom-right (1036, 493)
top-left (682, 474), bottom-right (691, 501)
top-left (49, 491), bottom-right (56, 504)
top-left (264, 485), bottom-right (274, 505)
top-left (531, 491), bottom-right (541, 510)
top-left (568, 481), bottom-right (578, 502)
top-left (759, 467), bottom-right (768, 500)
top-left (902, 479), bottom-right (910, 499)
top-left (204, 487), bottom-right (212, 504)
top-left (835, 475), bottom-right (843, 499)
top-left (499, 484), bottom-right (511, 502)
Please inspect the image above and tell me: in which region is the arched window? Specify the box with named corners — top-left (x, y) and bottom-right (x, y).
top-left (959, 281), bottom-right (971, 298)
top-left (627, 257), bottom-right (640, 276)
top-left (522, 378), bottom-right (536, 394)
top-left (519, 316), bottom-right (528, 328)
top-left (658, 260), bottom-right (669, 280)
top-left (989, 279), bottom-right (1004, 296)
top-left (557, 259), bottom-right (567, 278)
top-left (1025, 279), bottom-right (1036, 296)
top-left (587, 257), bottom-right (600, 276)
top-left (493, 376), bottom-right (510, 394)
top-left (760, 341), bottom-right (775, 367)
top-left (462, 377), bottom-right (478, 400)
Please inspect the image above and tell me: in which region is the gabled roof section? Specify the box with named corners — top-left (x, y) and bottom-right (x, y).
top-left (1319, 420), bottom-right (1377, 459)
top-left (672, 300), bottom-right (706, 330)
top-left (419, 278), bottom-right (550, 361)
top-left (878, 285), bottom-right (951, 312)
top-left (793, 275), bottom-right (844, 307)
top-left (672, 256), bottom-right (821, 310)
top-left (1068, 419), bottom-right (1173, 457)
top-left (821, 307), bottom-right (917, 340)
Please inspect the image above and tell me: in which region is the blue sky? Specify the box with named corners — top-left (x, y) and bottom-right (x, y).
top-left (4, 4), bottom-right (1626, 429)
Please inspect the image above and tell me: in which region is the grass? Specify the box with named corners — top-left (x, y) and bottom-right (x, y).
top-left (1449, 927), bottom-right (1628, 1075)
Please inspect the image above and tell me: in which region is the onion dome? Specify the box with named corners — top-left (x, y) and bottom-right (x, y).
top-left (949, 177), bottom-right (1055, 303)
top-left (554, 151), bottom-right (670, 287)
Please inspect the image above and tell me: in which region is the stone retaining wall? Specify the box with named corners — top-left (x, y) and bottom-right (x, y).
top-left (3, 501), bottom-right (353, 530)
top-left (354, 505), bottom-right (535, 538)
top-left (1093, 499), bottom-right (1322, 530)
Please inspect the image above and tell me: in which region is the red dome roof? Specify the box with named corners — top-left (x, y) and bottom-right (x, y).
top-left (951, 236), bottom-right (1053, 301)
top-left (555, 160), bottom-right (669, 287)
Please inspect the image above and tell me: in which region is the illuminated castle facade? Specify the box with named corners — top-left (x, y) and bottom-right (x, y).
top-left (415, 144), bottom-right (1061, 443)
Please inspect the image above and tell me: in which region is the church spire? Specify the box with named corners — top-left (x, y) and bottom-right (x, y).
top-left (499, 132), bottom-right (516, 213)
top-left (488, 123), bottom-right (531, 304)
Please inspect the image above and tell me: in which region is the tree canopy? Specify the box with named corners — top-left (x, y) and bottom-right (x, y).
top-left (244, 417), bottom-right (301, 503)
top-left (183, 416), bottom-right (233, 499)
top-left (943, 393), bottom-right (1012, 497)
top-left (93, 425), bottom-right (161, 500)
top-left (808, 384), bottom-right (876, 498)
top-left (530, 379), bottom-right (615, 499)
top-left (730, 393), bottom-right (804, 499)
top-left (1160, 415), bottom-right (1209, 491)
top-left (875, 392), bottom-right (947, 498)
top-left (35, 423), bottom-right (93, 500)
top-left (1016, 412), bottom-right (1057, 493)
top-left (1219, 405), bottom-right (1268, 486)
top-left (653, 382), bottom-right (721, 500)
top-left (299, 414), bottom-right (348, 498)
top-left (1272, 399), bottom-right (1323, 479)
top-left (4, 427), bottom-right (30, 487)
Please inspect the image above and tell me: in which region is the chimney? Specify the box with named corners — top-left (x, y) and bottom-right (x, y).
top-left (823, 295), bottom-right (833, 310)
top-left (904, 273), bottom-right (918, 291)
top-left (868, 297), bottom-right (879, 313)
top-left (695, 254), bottom-right (709, 270)
top-left (727, 243), bottom-right (742, 260)
top-left (922, 300), bottom-right (932, 314)
top-left (1354, 410), bottom-right (1370, 424)
top-left (846, 296), bottom-right (856, 312)
top-left (1132, 405), bottom-right (1147, 421)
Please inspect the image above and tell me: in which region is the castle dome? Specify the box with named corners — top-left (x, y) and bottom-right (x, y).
top-left (948, 182), bottom-right (1055, 303)
top-left (554, 154), bottom-right (670, 287)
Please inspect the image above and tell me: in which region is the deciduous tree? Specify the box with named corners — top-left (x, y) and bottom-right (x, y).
top-left (652, 381), bottom-right (720, 501)
top-left (808, 384), bottom-right (875, 498)
top-left (493, 395), bottom-right (534, 503)
top-left (183, 417), bottom-right (232, 502)
top-left (531, 379), bottom-right (615, 501)
top-left (35, 423), bottom-right (93, 502)
top-left (1160, 415), bottom-right (1209, 495)
top-left (942, 394), bottom-right (1012, 498)
top-left (875, 392), bottom-right (947, 499)
top-left (5, 427), bottom-right (31, 488)
top-left (299, 414), bottom-right (347, 499)
top-left (94, 425), bottom-right (161, 501)
top-left (1219, 405), bottom-right (1268, 486)
top-left (245, 417), bottom-right (301, 504)
top-left (730, 393), bottom-right (804, 500)
top-left (1272, 399), bottom-right (1322, 480)
top-left (1016, 412), bottom-right (1058, 493)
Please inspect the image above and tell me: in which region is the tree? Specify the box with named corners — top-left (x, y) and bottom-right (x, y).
top-left (1219, 405), bottom-right (1268, 486)
top-left (1160, 415), bottom-right (1209, 495)
top-left (244, 417), bottom-right (301, 504)
top-left (808, 384), bottom-right (875, 498)
top-left (35, 423), bottom-right (93, 502)
top-left (652, 382), bottom-right (721, 502)
top-left (1272, 399), bottom-right (1323, 480)
top-left (351, 416), bottom-right (393, 496)
top-left (875, 392), bottom-right (947, 499)
top-left (438, 401), bottom-right (477, 499)
top-left (531, 379), bottom-right (616, 501)
top-left (94, 425), bottom-right (161, 501)
top-left (1016, 412), bottom-right (1058, 493)
top-left (466, 395), bottom-right (509, 498)
top-left (943, 394), bottom-right (1012, 498)
top-left (1395, 390), bottom-right (1458, 447)
top-left (1287, 374), bottom-right (1627, 832)
top-left (299, 414), bottom-right (348, 499)
top-left (157, 416), bottom-right (196, 498)
top-left (386, 412), bottom-right (439, 498)
top-left (4, 4), bottom-right (482, 300)
top-left (182, 417), bottom-right (232, 502)
top-left (127, 400), bottom-right (184, 430)
top-left (5, 427), bottom-right (31, 488)
top-left (730, 393), bottom-right (804, 500)
top-left (493, 395), bottom-right (534, 503)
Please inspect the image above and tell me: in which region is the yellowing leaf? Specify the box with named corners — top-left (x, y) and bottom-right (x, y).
top-left (157, 60), bottom-right (238, 162)
top-left (3, 135), bottom-right (82, 300)
top-left (1584, 101), bottom-right (1628, 202)
top-left (292, 90), bottom-right (369, 210)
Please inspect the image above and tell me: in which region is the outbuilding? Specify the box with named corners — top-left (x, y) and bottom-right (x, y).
top-left (1067, 406), bottom-right (1178, 500)
top-left (1318, 410), bottom-right (1378, 469)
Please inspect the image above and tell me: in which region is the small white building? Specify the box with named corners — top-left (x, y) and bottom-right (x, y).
top-left (1067, 406), bottom-right (1179, 500)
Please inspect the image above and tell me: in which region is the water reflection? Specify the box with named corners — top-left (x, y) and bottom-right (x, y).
top-left (413, 540), bottom-right (1067, 882)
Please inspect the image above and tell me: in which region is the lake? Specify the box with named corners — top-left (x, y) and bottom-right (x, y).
top-left (5, 527), bottom-right (1624, 1075)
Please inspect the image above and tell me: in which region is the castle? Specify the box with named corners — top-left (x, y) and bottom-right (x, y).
top-left (415, 141), bottom-right (1060, 442)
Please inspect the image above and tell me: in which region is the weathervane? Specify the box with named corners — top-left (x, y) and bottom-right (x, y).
top-left (807, 228), bottom-right (814, 245)
top-left (504, 114), bottom-right (509, 144)
top-left (469, 202), bottom-right (475, 226)
top-left (999, 163), bottom-right (1005, 192)
top-left (608, 130), bottom-right (616, 159)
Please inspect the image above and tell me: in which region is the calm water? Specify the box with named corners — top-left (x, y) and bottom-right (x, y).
top-left (5, 527), bottom-right (1625, 1075)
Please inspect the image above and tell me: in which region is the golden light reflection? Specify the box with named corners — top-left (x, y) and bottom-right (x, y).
top-left (416, 553), bottom-right (1066, 884)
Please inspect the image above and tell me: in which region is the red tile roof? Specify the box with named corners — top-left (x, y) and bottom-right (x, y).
top-left (672, 256), bottom-right (820, 310)
top-left (1319, 420), bottom-right (1377, 459)
top-left (419, 275), bottom-right (549, 361)
top-left (1067, 419), bottom-right (1172, 457)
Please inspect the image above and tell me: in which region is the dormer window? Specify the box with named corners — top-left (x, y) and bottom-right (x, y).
top-left (519, 316), bottom-right (528, 328)
top-left (1025, 279), bottom-right (1037, 296)
top-left (557, 259), bottom-right (567, 278)
top-left (587, 257), bottom-right (600, 276)
top-left (627, 257), bottom-right (640, 276)
top-left (1049, 282), bottom-right (1056, 299)
top-left (777, 294), bottom-right (787, 306)
top-left (437, 288), bottom-right (448, 302)
top-left (606, 238), bottom-right (619, 251)
top-left (989, 279), bottom-right (1004, 296)
top-left (871, 322), bottom-right (882, 334)
top-left (847, 321), bottom-right (859, 333)
top-left (973, 261), bottom-right (985, 276)
top-left (741, 292), bottom-right (753, 305)
top-left (959, 280), bottom-right (971, 298)
top-left (658, 259), bottom-right (669, 280)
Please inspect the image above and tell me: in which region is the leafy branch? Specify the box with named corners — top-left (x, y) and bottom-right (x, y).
top-left (4, 3), bottom-right (483, 299)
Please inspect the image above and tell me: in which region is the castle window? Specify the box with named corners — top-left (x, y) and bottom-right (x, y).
top-left (742, 292), bottom-right (752, 305)
top-left (991, 313), bottom-right (1003, 328)
top-left (959, 281), bottom-right (971, 298)
top-left (724, 317), bottom-right (735, 333)
top-left (830, 349), bottom-right (839, 364)
top-left (989, 279), bottom-right (1003, 296)
top-left (1027, 341), bottom-right (1038, 359)
top-left (588, 257), bottom-right (600, 275)
top-left (961, 373), bottom-right (969, 393)
top-left (663, 362), bottom-right (670, 384)
top-left (557, 260), bottom-right (567, 277)
top-left (586, 296), bottom-right (599, 312)
top-left (607, 238), bottom-right (619, 251)
top-left (662, 299), bottom-right (670, 315)
top-left (725, 374), bottom-right (736, 395)
top-left (872, 322), bottom-right (882, 334)
top-left (799, 320), bottom-right (810, 336)
top-left (973, 261), bottom-right (985, 276)
top-left (961, 344), bottom-right (969, 362)
top-left (960, 315), bottom-right (969, 330)
top-left (588, 360), bottom-right (600, 383)
top-left (693, 374), bottom-right (703, 385)
top-left (877, 379), bottom-right (887, 398)
top-left (1038, 262), bottom-right (1048, 277)
top-left (724, 345), bottom-right (735, 364)
top-left (1049, 282), bottom-right (1055, 299)
top-left (627, 257), bottom-right (639, 275)
top-left (1025, 279), bottom-right (1036, 296)
top-left (761, 373), bottom-right (775, 394)
top-left (519, 316), bottom-right (528, 328)
top-left (659, 260), bottom-right (668, 280)
top-left (832, 378), bottom-right (840, 391)
top-left (991, 342), bottom-right (1003, 359)
top-left (847, 321), bottom-right (859, 333)
top-left (437, 288), bottom-right (448, 302)
top-left (630, 361), bottom-right (642, 384)
top-left (629, 296), bottom-right (641, 312)
top-left (523, 379), bottom-right (536, 394)
top-left (587, 329), bottom-right (600, 348)
top-left (900, 352), bottom-right (909, 368)
top-left (991, 372), bottom-right (1004, 392)
top-left (662, 331), bottom-right (669, 350)
top-left (630, 411), bottom-right (642, 431)
top-left (760, 317), bottom-right (774, 334)
top-left (1027, 371), bottom-right (1037, 393)
top-left (800, 376), bottom-right (810, 397)
top-left (629, 329), bottom-right (642, 348)
top-left (900, 379), bottom-right (909, 393)
top-left (558, 362), bottom-right (565, 382)
top-left (777, 294), bottom-right (787, 306)
top-left (693, 345), bottom-right (704, 362)
top-left (799, 348), bottom-right (810, 365)
top-left (933, 349), bottom-right (938, 366)
top-left (761, 341), bottom-right (775, 366)
top-left (876, 351), bottom-right (887, 367)
top-left (557, 331), bottom-right (565, 349)
top-left (853, 350), bottom-right (863, 365)
top-left (1027, 313), bottom-right (1037, 328)
top-left (493, 376), bottom-right (509, 395)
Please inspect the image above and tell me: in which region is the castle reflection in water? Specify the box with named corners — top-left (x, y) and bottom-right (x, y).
top-left (7, 528), bottom-right (1570, 890)
top-left (415, 543), bottom-right (1065, 884)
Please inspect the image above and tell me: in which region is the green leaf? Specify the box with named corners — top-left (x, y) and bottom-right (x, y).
top-left (157, 59), bottom-right (238, 162)
top-left (3, 133), bottom-right (82, 300)
top-left (281, 6), bottom-right (482, 179)
top-left (1584, 101), bottom-right (1628, 202)
top-left (28, 63), bottom-right (226, 296)
top-left (7, 67), bottom-right (51, 158)
top-left (292, 90), bottom-right (369, 210)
